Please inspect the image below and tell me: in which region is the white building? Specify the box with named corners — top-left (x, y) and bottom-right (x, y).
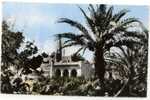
top-left (40, 55), bottom-right (94, 79)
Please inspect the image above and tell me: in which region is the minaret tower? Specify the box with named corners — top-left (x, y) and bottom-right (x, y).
top-left (56, 34), bottom-right (62, 62)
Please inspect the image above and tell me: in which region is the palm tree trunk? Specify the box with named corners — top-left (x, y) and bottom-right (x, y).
top-left (94, 47), bottom-right (106, 95)
top-left (94, 47), bottom-right (105, 81)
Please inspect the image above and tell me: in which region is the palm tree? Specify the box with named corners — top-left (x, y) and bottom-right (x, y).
top-left (106, 47), bottom-right (137, 96)
top-left (56, 4), bottom-right (144, 83)
top-left (105, 25), bottom-right (148, 96)
top-left (117, 25), bottom-right (148, 96)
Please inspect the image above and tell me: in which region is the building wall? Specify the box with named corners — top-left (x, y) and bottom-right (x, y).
top-left (52, 62), bottom-right (81, 77)
top-left (81, 62), bottom-right (94, 79)
top-left (40, 63), bottom-right (51, 77)
top-left (40, 58), bottom-right (94, 79)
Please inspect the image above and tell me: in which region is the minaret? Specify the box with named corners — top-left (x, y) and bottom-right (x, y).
top-left (56, 34), bottom-right (62, 62)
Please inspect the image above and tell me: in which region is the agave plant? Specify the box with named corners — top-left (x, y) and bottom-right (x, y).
top-left (56, 4), bottom-right (145, 86)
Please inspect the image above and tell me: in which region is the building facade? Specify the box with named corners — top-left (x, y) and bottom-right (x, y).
top-left (40, 55), bottom-right (94, 79)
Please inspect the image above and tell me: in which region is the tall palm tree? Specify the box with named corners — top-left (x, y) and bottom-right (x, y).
top-left (56, 4), bottom-right (144, 83)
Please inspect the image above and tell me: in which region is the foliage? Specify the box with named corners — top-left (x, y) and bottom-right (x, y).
top-left (2, 21), bottom-right (24, 71)
top-left (42, 52), bottom-right (49, 58)
top-left (1, 20), bottom-right (43, 94)
top-left (104, 27), bottom-right (148, 96)
top-left (30, 77), bottom-right (102, 96)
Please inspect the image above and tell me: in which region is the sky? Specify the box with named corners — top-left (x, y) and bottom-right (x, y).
top-left (2, 2), bottom-right (149, 61)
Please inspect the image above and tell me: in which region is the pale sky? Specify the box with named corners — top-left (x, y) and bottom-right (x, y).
top-left (2, 2), bottom-right (149, 61)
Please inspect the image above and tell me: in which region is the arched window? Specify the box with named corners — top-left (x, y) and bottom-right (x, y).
top-left (71, 69), bottom-right (77, 77)
top-left (63, 69), bottom-right (69, 77)
top-left (55, 69), bottom-right (61, 77)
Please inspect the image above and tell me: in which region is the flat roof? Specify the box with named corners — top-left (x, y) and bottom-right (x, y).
top-left (53, 62), bottom-right (80, 67)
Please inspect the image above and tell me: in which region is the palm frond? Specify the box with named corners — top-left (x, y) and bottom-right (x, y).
top-left (112, 9), bottom-right (130, 22)
top-left (139, 22), bottom-right (149, 40)
top-left (123, 31), bottom-right (145, 40)
top-left (73, 46), bottom-right (87, 56)
top-left (57, 18), bottom-right (88, 34)
top-left (114, 36), bottom-right (142, 49)
top-left (74, 47), bottom-right (84, 55)
top-left (102, 24), bottom-right (127, 42)
top-left (88, 4), bottom-right (97, 20)
top-left (105, 58), bottom-right (124, 66)
top-left (105, 51), bottom-right (130, 79)
top-left (56, 32), bottom-right (87, 47)
top-left (113, 51), bottom-right (129, 67)
top-left (105, 51), bottom-right (125, 63)
top-left (101, 6), bottom-right (114, 30)
top-left (119, 18), bottom-right (141, 28)
top-left (102, 30), bottom-right (122, 42)
top-left (105, 36), bottom-right (142, 50)
top-left (62, 41), bottom-right (81, 48)
top-left (79, 6), bottom-right (96, 37)
top-left (103, 27), bottom-right (145, 44)
top-left (105, 56), bottom-right (130, 76)
top-left (97, 4), bottom-right (107, 15)
top-left (56, 32), bottom-right (84, 40)
top-left (82, 47), bottom-right (87, 56)
top-left (106, 6), bottom-right (114, 20)
top-left (118, 46), bottom-right (129, 60)
top-left (57, 18), bottom-right (95, 42)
